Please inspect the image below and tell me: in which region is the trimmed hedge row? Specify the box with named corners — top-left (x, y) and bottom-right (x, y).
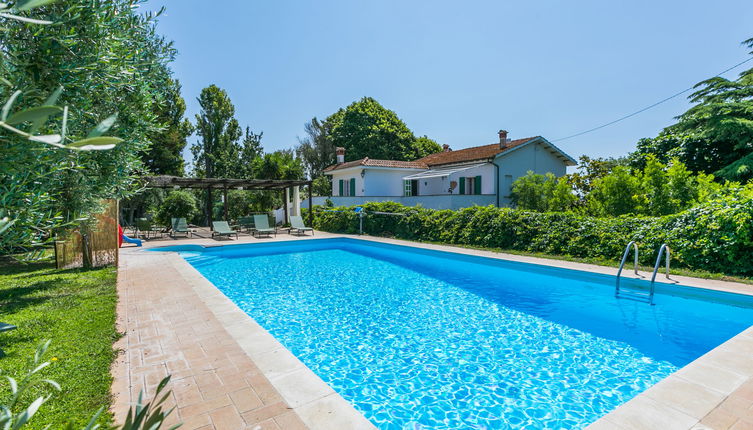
top-left (312, 200), bottom-right (753, 276)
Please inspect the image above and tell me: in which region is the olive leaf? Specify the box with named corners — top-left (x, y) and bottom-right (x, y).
top-left (30, 86), bottom-right (63, 133)
top-left (0, 12), bottom-right (51, 24)
top-left (1, 90), bottom-right (21, 121)
top-left (5, 105), bottom-right (61, 125)
top-left (15, 0), bottom-right (58, 11)
top-left (66, 136), bottom-right (122, 150)
top-left (86, 114), bottom-right (117, 138)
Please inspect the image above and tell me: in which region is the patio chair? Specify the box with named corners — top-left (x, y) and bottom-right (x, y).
top-left (238, 216), bottom-right (255, 233)
top-left (289, 215), bottom-right (314, 236)
top-left (252, 215), bottom-right (276, 238)
top-left (212, 221), bottom-right (238, 240)
top-left (135, 218), bottom-right (162, 240)
top-left (171, 218), bottom-right (191, 238)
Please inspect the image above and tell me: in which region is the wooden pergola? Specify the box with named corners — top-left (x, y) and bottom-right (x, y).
top-left (143, 175), bottom-right (313, 227)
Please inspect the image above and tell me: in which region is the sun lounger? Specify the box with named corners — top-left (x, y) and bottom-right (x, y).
top-left (252, 215), bottom-right (276, 238)
top-left (289, 215), bottom-right (314, 236)
top-left (212, 221), bottom-right (238, 240)
top-left (171, 218), bottom-right (191, 238)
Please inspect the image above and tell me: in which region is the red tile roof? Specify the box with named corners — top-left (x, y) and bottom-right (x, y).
top-left (323, 137), bottom-right (541, 172)
top-left (323, 157), bottom-right (427, 172)
top-left (417, 137), bottom-right (537, 166)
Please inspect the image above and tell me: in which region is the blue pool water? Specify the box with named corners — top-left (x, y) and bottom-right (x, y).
top-left (156, 239), bottom-right (753, 429)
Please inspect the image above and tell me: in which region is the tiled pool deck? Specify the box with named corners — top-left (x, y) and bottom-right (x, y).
top-left (113, 231), bottom-right (753, 429)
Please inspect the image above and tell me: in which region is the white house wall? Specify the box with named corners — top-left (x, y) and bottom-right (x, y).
top-left (329, 168), bottom-right (423, 197)
top-left (496, 141), bottom-right (568, 206)
top-left (446, 164), bottom-right (496, 195)
top-left (364, 169), bottom-right (418, 196)
top-left (328, 170), bottom-right (364, 196)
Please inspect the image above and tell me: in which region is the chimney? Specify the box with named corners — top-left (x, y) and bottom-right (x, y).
top-left (498, 130), bottom-right (510, 148)
top-left (336, 147), bottom-right (345, 164)
top-left (442, 144), bottom-right (451, 152)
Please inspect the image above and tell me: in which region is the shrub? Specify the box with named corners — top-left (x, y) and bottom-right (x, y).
top-left (511, 171), bottom-right (576, 212)
top-left (155, 191), bottom-right (198, 227)
top-left (312, 199), bottom-right (753, 276)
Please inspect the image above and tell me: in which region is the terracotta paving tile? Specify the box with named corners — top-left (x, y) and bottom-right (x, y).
top-left (700, 407), bottom-right (738, 430)
top-left (731, 420), bottom-right (753, 430)
top-left (209, 405), bottom-right (244, 430)
top-left (246, 373), bottom-right (284, 405)
top-left (246, 418), bottom-right (281, 430)
top-left (113, 249), bottom-right (311, 429)
top-left (240, 402), bottom-right (292, 426)
top-left (229, 388), bottom-right (264, 413)
top-left (179, 412), bottom-right (212, 430)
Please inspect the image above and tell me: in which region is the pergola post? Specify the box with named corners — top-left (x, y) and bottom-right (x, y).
top-left (206, 187), bottom-right (214, 230)
top-left (223, 186), bottom-right (229, 221)
top-left (292, 186), bottom-right (300, 217)
top-left (308, 181), bottom-right (313, 225)
top-left (282, 188), bottom-right (288, 225)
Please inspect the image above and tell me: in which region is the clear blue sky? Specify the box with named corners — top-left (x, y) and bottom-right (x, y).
top-left (144, 0), bottom-right (753, 164)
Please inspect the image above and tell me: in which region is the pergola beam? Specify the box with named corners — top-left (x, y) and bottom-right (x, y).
top-left (142, 175), bottom-right (311, 191)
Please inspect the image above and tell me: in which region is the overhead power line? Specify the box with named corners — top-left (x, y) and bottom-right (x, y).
top-left (552, 56), bottom-right (753, 142)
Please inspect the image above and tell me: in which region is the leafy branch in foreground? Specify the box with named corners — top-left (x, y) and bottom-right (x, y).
top-left (0, 340), bottom-right (60, 428)
top-left (0, 87), bottom-right (122, 150)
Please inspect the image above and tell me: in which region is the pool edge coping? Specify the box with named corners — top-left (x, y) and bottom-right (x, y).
top-left (150, 233), bottom-right (753, 430)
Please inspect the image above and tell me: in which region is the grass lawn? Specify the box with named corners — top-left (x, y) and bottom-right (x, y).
top-left (0, 260), bottom-right (119, 428)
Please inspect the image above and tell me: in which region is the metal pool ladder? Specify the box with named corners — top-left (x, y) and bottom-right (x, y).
top-left (615, 242), bottom-right (672, 305)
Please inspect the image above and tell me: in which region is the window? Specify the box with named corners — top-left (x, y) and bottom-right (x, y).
top-left (404, 179), bottom-right (418, 196)
top-left (459, 176), bottom-right (482, 195)
top-left (340, 178), bottom-right (356, 196)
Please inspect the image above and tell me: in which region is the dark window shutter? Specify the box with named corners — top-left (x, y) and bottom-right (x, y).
top-left (339, 179), bottom-right (344, 196)
top-left (350, 178), bottom-right (356, 196)
top-left (475, 175), bottom-right (482, 195)
top-left (411, 180), bottom-right (418, 196)
top-left (459, 177), bottom-right (465, 195)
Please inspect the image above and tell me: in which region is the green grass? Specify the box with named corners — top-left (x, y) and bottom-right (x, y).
top-left (0, 259), bottom-right (119, 428)
top-left (402, 239), bottom-right (753, 285)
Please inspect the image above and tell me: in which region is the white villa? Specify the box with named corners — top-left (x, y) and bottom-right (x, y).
top-left (322, 130), bottom-right (577, 210)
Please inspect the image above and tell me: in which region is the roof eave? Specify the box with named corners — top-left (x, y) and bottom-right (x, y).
top-left (496, 137), bottom-right (577, 166)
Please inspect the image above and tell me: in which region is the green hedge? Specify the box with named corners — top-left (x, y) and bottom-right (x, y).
top-left (312, 199), bottom-right (753, 276)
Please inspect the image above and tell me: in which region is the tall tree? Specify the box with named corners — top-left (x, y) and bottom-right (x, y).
top-left (253, 150), bottom-right (305, 180)
top-left (143, 78), bottom-right (193, 176)
top-left (632, 37), bottom-right (753, 182)
top-left (192, 85), bottom-right (243, 179)
top-left (413, 135), bottom-right (443, 159)
top-left (326, 97), bottom-right (441, 161)
top-left (0, 1), bottom-right (175, 253)
top-left (296, 117), bottom-right (335, 179)
top-left (238, 126), bottom-right (263, 179)
top-left (191, 85), bottom-right (242, 223)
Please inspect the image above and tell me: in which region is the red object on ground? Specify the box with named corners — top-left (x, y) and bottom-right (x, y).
top-left (118, 224), bottom-right (123, 248)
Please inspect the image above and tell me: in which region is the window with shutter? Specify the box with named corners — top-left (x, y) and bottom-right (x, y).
top-left (459, 177), bottom-right (465, 195)
top-left (350, 178), bottom-right (356, 196)
top-left (474, 175), bottom-right (482, 195)
top-left (338, 179), bottom-right (344, 196)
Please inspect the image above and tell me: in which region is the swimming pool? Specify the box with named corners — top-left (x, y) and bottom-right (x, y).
top-left (155, 238), bottom-right (753, 429)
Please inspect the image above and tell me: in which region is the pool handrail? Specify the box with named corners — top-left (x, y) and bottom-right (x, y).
top-left (650, 244), bottom-right (671, 284)
top-left (615, 241), bottom-right (640, 298)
